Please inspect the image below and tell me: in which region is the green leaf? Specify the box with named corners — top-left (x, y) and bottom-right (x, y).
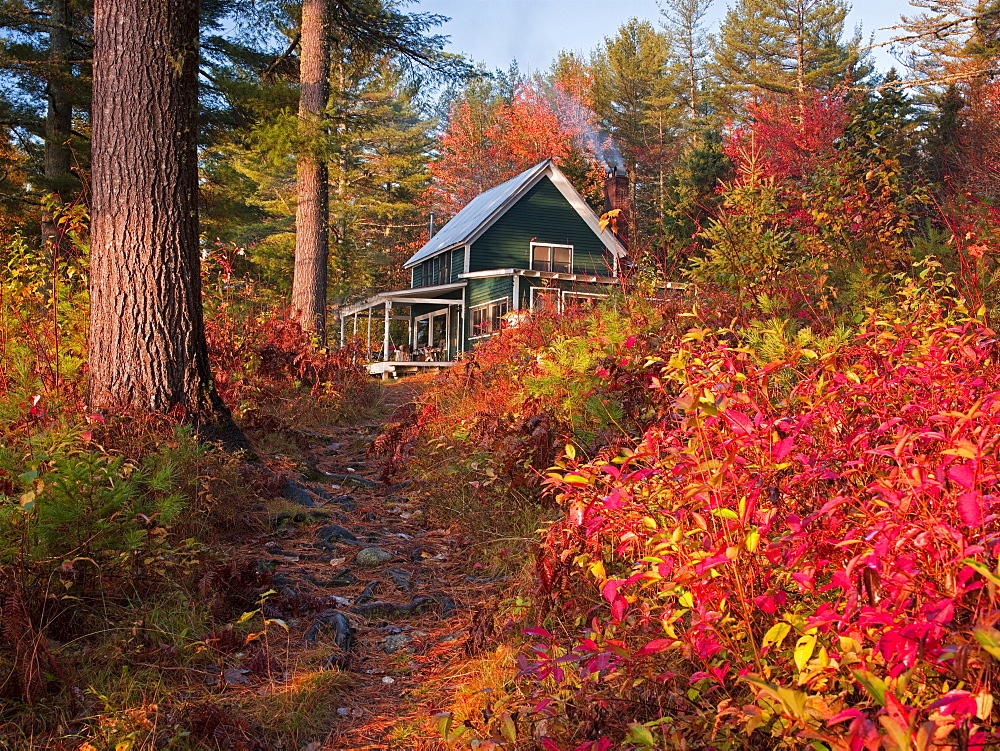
top-left (499, 713), bottom-right (517, 743)
top-left (761, 621), bottom-right (791, 650)
top-left (743, 677), bottom-right (809, 721)
top-left (434, 712), bottom-right (453, 740)
top-left (974, 628), bottom-right (1000, 662)
top-left (963, 558), bottom-right (1000, 588)
top-left (710, 508), bottom-right (739, 520)
top-left (852, 669), bottom-right (888, 707)
top-left (625, 722), bottom-right (656, 747)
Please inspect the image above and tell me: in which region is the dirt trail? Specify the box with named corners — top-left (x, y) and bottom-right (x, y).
top-left (239, 379), bottom-right (505, 749)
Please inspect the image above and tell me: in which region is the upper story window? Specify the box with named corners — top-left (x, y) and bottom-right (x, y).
top-left (416, 253), bottom-right (452, 287)
top-left (530, 243), bottom-right (572, 274)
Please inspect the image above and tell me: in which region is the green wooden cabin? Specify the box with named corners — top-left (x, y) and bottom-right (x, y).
top-left (336, 159), bottom-right (628, 370)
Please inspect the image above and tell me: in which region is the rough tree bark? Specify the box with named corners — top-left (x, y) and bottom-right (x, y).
top-left (89, 0), bottom-right (250, 452)
top-left (291, 0), bottom-right (331, 338)
top-left (44, 0), bottom-right (73, 190)
top-left (41, 0), bottom-right (75, 252)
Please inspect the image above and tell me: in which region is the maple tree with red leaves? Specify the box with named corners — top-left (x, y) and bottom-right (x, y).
top-left (428, 80), bottom-right (603, 216)
top-left (725, 91), bottom-right (849, 181)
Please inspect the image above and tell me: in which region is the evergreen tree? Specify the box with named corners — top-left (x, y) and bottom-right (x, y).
top-left (590, 19), bottom-right (677, 241)
top-left (659, 0), bottom-right (714, 120)
top-left (89, 0), bottom-right (248, 451)
top-left (0, 0), bottom-right (91, 198)
top-left (896, 0), bottom-right (999, 85)
top-left (291, 0), bottom-right (331, 336)
top-left (710, 0), bottom-right (865, 116)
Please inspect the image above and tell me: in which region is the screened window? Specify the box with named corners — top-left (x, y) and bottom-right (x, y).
top-left (470, 298), bottom-right (509, 338)
top-left (531, 288), bottom-right (561, 313)
top-left (530, 243), bottom-right (573, 273)
top-left (563, 292), bottom-right (606, 309)
top-left (438, 253), bottom-right (451, 285)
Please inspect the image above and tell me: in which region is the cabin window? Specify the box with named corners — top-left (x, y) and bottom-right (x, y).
top-left (470, 298), bottom-right (509, 339)
top-left (530, 243), bottom-right (573, 273)
top-left (531, 287), bottom-right (561, 313)
top-left (438, 252), bottom-right (451, 285)
top-left (562, 291), bottom-right (606, 309)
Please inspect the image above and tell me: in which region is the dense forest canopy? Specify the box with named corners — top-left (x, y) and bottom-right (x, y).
top-left (0, 0), bottom-right (995, 309)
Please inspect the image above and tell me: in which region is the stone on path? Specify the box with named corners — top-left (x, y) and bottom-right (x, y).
top-left (355, 546), bottom-right (393, 568)
top-left (317, 524), bottom-right (359, 543)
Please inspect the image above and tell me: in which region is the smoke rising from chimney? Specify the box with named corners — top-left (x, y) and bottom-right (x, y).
top-left (552, 85), bottom-right (625, 172)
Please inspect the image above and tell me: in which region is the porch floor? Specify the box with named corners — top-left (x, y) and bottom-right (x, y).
top-left (367, 361), bottom-right (456, 380)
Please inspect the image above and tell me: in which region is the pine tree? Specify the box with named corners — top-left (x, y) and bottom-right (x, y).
top-left (711, 0), bottom-right (864, 116)
top-left (88, 0), bottom-right (249, 451)
top-left (291, 0), bottom-right (331, 337)
top-left (659, 0), bottom-right (714, 120)
top-left (895, 0), bottom-right (999, 85)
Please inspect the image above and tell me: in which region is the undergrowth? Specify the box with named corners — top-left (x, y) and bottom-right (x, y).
top-left (393, 265), bottom-right (1000, 749)
top-left (0, 228), bottom-right (374, 748)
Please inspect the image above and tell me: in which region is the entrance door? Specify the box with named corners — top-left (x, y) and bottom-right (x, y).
top-left (413, 309), bottom-right (450, 361)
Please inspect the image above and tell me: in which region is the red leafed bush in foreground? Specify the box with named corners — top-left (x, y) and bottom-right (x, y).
top-left (509, 281), bottom-right (1000, 748)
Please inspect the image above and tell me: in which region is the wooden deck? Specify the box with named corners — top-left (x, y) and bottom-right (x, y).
top-left (367, 361), bottom-right (455, 380)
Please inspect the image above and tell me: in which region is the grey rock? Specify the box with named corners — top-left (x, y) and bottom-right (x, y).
top-left (387, 569), bottom-right (412, 592)
top-left (317, 524), bottom-right (358, 543)
top-left (357, 580), bottom-right (381, 603)
top-left (355, 547), bottom-right (393, 568)
top-left (304, 609), bottom-right (355, 652)
top-left (282, 478), bottom-right (317, 507)
top-left (350, 596), bottom-right (433, 619)
top-left (382, 633), bottom-right (413, 654)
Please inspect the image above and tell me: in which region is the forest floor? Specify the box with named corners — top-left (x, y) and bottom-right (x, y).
top-left (229, 378), bottom-right (508, 750)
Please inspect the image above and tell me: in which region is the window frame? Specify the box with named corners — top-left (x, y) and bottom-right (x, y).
top-left (530, 286), bottom-right (562, 313)
top-left (468, 297), bottom-right (510, 340)
top-left (562, 291), bottom-right (607, 309)
top-left (529, 242), bottom-right (574, 274)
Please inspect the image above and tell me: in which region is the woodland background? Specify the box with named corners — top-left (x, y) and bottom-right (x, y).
top-left (2, 0), bottom-right (1000, 748)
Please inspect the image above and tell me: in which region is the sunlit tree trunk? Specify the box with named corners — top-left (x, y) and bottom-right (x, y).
top-left (89, 0), bottom-right (250, 451)
top-left (44, 0), bottom-right (72, 190)
top-left (292, 0), bottom-right (331, 339)
top-left (41, 0), bottom-right (74, 251)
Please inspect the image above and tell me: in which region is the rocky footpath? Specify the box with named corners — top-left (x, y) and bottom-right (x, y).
top-left (225, 382), bottom-right (509, 749)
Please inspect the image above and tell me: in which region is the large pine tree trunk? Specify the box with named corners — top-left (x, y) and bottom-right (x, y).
top-left (41, 0), bottom-right (75, 252)
top-left (44, 0), bottom-right (72, 190)
top-left (89, 0), bottom-right (250, 452)
top-left (291, 0), bottom-right (331, 338)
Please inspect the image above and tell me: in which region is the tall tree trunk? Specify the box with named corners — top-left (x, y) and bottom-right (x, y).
top-left (292, 0), bottom-right (331, 339)
top-left (41, 0), bottom-right (74, 253)
top-left (89, 0), bottom-right (250, 452)
top-left (44, 0), bottom-right (73, 191)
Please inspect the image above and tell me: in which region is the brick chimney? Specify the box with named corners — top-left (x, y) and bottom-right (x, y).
top-left (603, 167), bottom-right (630, 249)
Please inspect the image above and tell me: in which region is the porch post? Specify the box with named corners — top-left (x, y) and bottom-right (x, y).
top-left (513, 274), bottom-right (521, 310)
top-left (340, 314), bottom-right (345, 347)
top-left (459, 288), bottom-right (466, 354)
top-left (383, 301), bottom-right (392, 361)
top-left (366, 311), bottom-right (371, 352)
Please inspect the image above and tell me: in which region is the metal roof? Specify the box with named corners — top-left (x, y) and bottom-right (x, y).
top-left (404, 160), bottom-right (553, 268)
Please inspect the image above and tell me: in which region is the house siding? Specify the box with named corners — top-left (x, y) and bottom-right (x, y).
top-left (469, 176), bottom-right (612, 275)
top-left (467, 275), bottom-right (513, 309)
top-left (466, 275), bottom-right (512, 348)
top-left (451, 247), bottom-right (465, 283)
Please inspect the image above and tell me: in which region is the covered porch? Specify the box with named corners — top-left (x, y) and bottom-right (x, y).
top-left (335, 281), bottom-right (466, 377)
